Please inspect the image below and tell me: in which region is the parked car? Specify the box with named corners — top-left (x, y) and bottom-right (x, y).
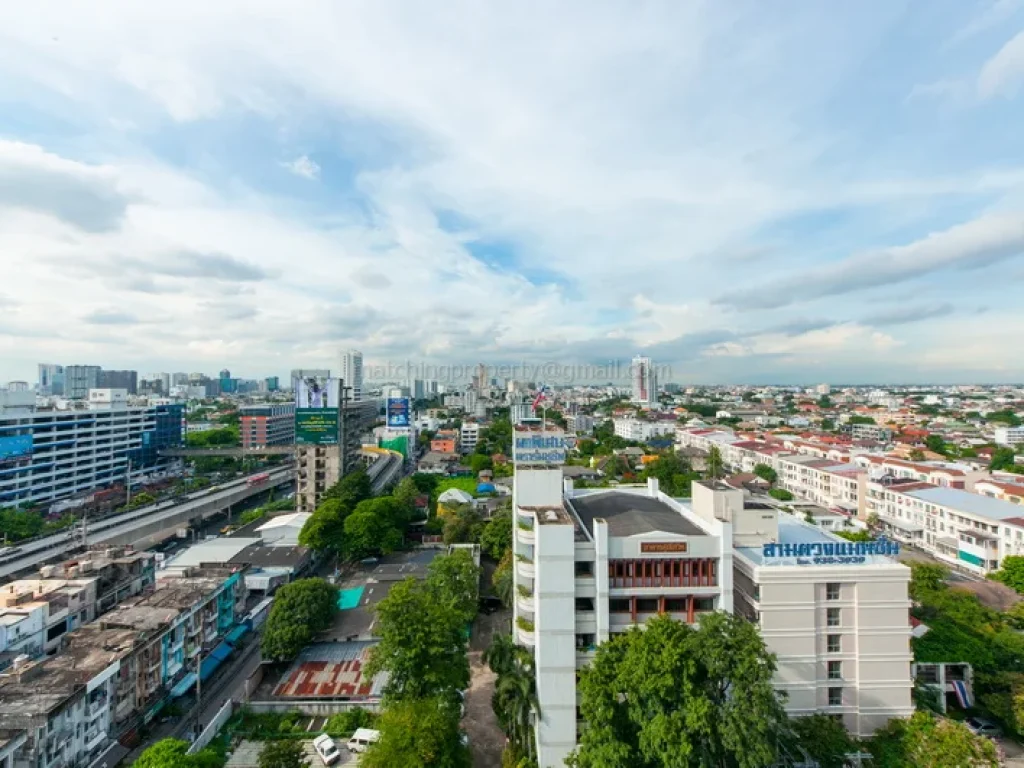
top-left (346, 728), bottom-right (380, 753)
top-left (965, 717), bottom-right (1000, 737)
top-left (313, 734), bottom-right (341, 765)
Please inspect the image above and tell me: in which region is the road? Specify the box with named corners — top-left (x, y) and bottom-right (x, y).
top-left (0, 467), bottom-right (294, 579)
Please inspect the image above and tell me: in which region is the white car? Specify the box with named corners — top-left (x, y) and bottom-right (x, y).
top-left (346, 728), bottom-right (381, 753)
top-left (312, 734), bottom-right (341, 765)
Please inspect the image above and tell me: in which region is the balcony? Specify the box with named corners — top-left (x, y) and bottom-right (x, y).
top-left (516, 585), bottom-right (534, 613)
top-left (516, 521), bottom-right (535, 545)
top-left (516, 554), bottom-right (535, 579)
top-left (515, 616), bottom-right (535, 646)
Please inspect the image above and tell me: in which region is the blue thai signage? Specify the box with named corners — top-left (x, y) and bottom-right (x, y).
top-left (762, 537), bottom-right (899, 565)
top-left (514, 434), bottom-right (567, 464)
top-left (0, 434), bottom-right (32, 465)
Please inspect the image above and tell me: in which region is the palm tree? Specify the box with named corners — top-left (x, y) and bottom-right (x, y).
top-left (484, 632), bottom-right (518, 677)
top-left (494, 660), bottom-right (540, 759)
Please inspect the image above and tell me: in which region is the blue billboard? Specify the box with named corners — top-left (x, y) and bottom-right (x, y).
top-left (0, 434), bottom-right (33, 463)
top-left (386, 397), bottom-right (411, 428)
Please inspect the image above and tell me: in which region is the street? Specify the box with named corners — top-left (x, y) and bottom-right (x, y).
top-left (463, 606), bottom-right (509, 768)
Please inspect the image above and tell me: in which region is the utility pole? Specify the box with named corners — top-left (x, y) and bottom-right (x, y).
top-left (125, 457), bottom-right (133, 506)
top-left (193, 646), bottom-right (203, 742)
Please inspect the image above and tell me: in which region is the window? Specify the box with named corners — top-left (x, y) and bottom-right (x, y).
top-left (828, 661), bottom-right (842, 680)
top-left (575, 598), bottom-right (595, 612)
top-left (609, 598), bottom-right (630, 613)
top-left (575, 561), bottom-right (594, 578)
top-left (827, 608), bottom-right (841, 627)
top-left (828, 687), bottom-right (843, 707)
top-left (826, 583), bottom-right (841, 601)
top-left (827, 634), bottom-right (841, 653)
top-left (636, 598), bottom-right (658, 613)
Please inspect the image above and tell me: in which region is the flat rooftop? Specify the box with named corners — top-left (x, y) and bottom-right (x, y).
top-left (569, 491), bottom-right (705, 538)
top-left (906, 486), bottom-right (1024, 522)
top-left (736, 517), bottom-right (902, 568)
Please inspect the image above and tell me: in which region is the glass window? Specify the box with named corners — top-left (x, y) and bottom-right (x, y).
top-left (826, 583), bottom-right (841, 601)
top-left (827, 608), bottom-right (841, 627)
top-left (828, 660), bottom-right (842, 680)
top-left (827, 634), bottom-right (841, 653)
top-left (828, 687), bottom-right (843, 706)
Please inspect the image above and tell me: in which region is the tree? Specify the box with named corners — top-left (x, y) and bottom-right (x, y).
top-left (360, 697), bottom-right (470, 768)
top-left (411, 473), bottom-right (440, 495)
top-left (867, 711), bottom-right (999, 767)
top-left (924, 434), bottom-right (947, 456)
top-left (133, 739), bottom-right (222, 768)
top-left (486, 635), bottom-right (540, 762)
top-left (344, 497), bottom-right (406, 559)
top-left (768, 488), bottom-right (794, 501)
top-left (835, 529), bottom-right (873, 543)
top-left (492, 550), bottom-right (513, 607)
top-left (706, 445), bottom-right (724, 480)
top-left (365, 578), bottom-right (470, 700)
top-left (479, 506), bottom-right (512, 561)
top-left (442, 504), bottom-right (482, 546)
top-left (790, 714), bottom-right (856, 768)
top-left (991, 555), bottom-right (1024, 595)
top-left (298, 496), bottom-right (351, 554)
top-left (908, 449), bottom-right (925, 461)
top-left (641, 452), bottom-right (697, 496)
top-left (427, 549), bottom-right (481, 626)
top-left (393, 476), bottom-right (422, 519)
top-left (820, 418), bottom-right (835, 431)
top-left (258, 740), bottom-right (309, 768)
top-left (908, 562), bottom-right (949, 600)
top-left (261, 578), bottom-right (339, 661)
top-left (991, 447), bottom-right (1018, 472)
top-left (469, 453), bottom-right (493, 474)
top-left (817, 395), bottom-right (833, 408)
top-left (571, 613), bottom-right (786, 768)
top-left (752, 463), bottom-right (778, 486)
top-left (322, 467), bottom-right (373, 507)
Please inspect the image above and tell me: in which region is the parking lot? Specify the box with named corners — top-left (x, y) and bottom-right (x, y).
top-left (225, 738), bottom-right (359, 767)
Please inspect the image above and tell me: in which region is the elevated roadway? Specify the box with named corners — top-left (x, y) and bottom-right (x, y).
top-left (363, 448), bottom-right (405, 493)
top-left (160, 446), bottom-right (295, 457)
top-left (0, 467), bottom-right (295, 580)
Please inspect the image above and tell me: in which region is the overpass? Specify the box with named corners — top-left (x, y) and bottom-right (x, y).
top-left (160, 446), bottom-right (295, 457)
top-left (0, 467), bottom-right (295, 581)
top-left (363, 447), bottom-right (405, 493)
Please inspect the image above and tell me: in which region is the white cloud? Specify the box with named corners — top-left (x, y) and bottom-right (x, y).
top-left (978, 29), bottom-right (1024, 98)
top-left (281, 155), bottom-right (320, 180)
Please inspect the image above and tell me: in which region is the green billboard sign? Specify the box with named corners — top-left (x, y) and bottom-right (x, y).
top-left (295, 408), bottom-right (339, 445)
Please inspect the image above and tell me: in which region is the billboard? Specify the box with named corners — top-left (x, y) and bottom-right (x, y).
top-left (294, 376), bottom-right (342, 408)
top-left (513, 430), bottom-right (567, 465)
top-left (386, 397), bottom-right (411, 428)
top-left (295, 409), bottom-right (339, 445)
top-left (0, 434), bottom-right (33, 464)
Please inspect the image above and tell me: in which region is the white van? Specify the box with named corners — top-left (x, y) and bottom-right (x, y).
top-left (312, 734), bottom-right (341, 765)
top-left (346, 728), bottom-right (380, 753)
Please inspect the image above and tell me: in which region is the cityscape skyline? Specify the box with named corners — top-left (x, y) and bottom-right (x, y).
top-left (2, 3), bottom-right (1023, 384)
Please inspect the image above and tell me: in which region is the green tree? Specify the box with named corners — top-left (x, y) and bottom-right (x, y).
top-left (343, 497), bottom-right (406, 559)
top-left (768, 488), bottom-right (794, 501)
top-left (486, 634), bottom-right (540, 761)
top-left (817, 395), bottom-right (833, 408)
top-left (577, 438), bottom-right (597, 457)
top-left (991, 555), bottom-right (1024, 595)
top-left (365, 578), bottom-right (470, 700)
top-left (820, 418), bottom-right (835, 431)
top-left (909, 449), bottom-right (926, 461)
top-left (393, 476), bottom-right (422, 519)
top-left (848, 415), bottom-right (875, 425)
top-left (790, 714), bottom-right (856, 768)
top-left (492, 550), bottom-right (514, 607)
top-left (360, 697), bottom-right (470, 768)
top-left (752, 463), bottom-right (778, 486)
top-left (469, 453), bottom-right (494, 473)
top-left (641, 452), bottom-right (697, 496)
top-left (133, 738), bottom-right (222, 768)
top-left (261, 578), bottom-right (339, 661)
top-left (908, 562), bottom-right (949, 600)
top-left (991, 447), bottom-right (1018, 472)
top-left (835, 529), bottom-right (874, 543)
top-left (924, 434), bottom-right (947, 455)
top-left (298, 497), bottom-right (351, 554)
top-left (571, 613), bottom-right (786, 768)
top-left (867, 711), bottom-right (999, 767)
top-left (442, 504), bottom-right (482, 546)
top-left (322, 467), bottom-right (373, 507)
top-left (411, 473), bottom-right (440, 495)
top-left (258, 740), bottom-right (309, 768)
top-left (479, 506), bottom-right (513, 561)
top-left (427, 549), bottom-right (481, 626)
top-left (706, 445), bottom-right (724, 480)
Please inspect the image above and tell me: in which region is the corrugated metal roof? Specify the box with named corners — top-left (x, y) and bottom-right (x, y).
top-left (906, 487), bottom-right (1024, 522)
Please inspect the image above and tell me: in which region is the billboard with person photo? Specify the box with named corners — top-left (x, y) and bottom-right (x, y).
top-left (293, 376), bottom-right (341, 408)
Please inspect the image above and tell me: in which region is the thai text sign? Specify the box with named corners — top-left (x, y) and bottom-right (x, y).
top-left (761, 537), bottom-right (899, 566)
top-left (641, 542), bottom-right (688, 554)
top-left (514, 433), bottom-right (567, 464)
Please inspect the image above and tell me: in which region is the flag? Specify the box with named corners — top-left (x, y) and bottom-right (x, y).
top-left (532, 385), bottom-right (548, 410)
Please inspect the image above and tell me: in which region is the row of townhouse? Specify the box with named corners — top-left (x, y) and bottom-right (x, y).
top-left (0, 567), bottom-right (247, 768)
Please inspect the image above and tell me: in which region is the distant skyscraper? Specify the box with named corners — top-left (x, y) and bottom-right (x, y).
top-left (37, 364), bottom-right (65, 395)
top-left (265, 376), bottom-right (280, 392)
top-left (219, 369), bottom-right (231, 379)
top-left (98, 369), bottom-right (138, 395)
top-left (340, 351), bottom-right (363, 401)
top-left (65, 365), bottom-right (101, 399)
top-left (413, 379), bottom-right (426, 400)
top-left (631, 355), bottom-right (658, 407)
top-left (172, 372), bottom-right (189, 386)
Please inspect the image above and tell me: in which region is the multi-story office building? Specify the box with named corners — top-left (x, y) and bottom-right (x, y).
top-left (97, 370), bottom-right (138, 395)
top-left (296, 399), bottom-right (377, 513)
top-left (340, 351), bottom-right (364, 401)
top-left (0, 401), bottom-right (184, 509)
top-left (995, 426), bottom-right (1024, 447)
top-left (612, 417), bottom-right (675, 442)
top-left (460, 422), bottom-right (481, 454)
top-left (264, 376), bottom-right (280, 392)
top-left (514, 426), bottom-right (911, 766)
top-left (37, 365), bottom-right (65, 396)
top-left (64, 366), bottom-right (101, 399)
top-left (240, 403), bottom-right (296, 449)
top-left (630, 355), bottom-right (658, 408)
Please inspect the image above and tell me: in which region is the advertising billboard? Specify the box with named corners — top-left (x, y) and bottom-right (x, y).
top-left (295, 409), bottom-right (339, 445)
top-left (386, 397), bottom-right (411, 428)
top-left (513, 430), bottom-right (567, 465)
top-left (294, 376), bottom-right (342, 408)
top-left (0, 434), bottom-right (33, 464)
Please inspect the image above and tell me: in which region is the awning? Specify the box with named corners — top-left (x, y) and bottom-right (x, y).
top-left (880, 516), bottom-right (924, 533)
top-left (170, 672), bottom-right (197, 698)
top-left (225, 624), bottom-right (249, 645)
top-left (210, 641), bottom-right (234, 662)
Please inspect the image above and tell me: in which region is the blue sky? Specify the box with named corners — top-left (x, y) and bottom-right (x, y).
top-left (0, 0), bottom-right (1023, 385)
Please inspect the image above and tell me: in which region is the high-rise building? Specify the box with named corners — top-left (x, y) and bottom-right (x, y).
top-left (339, 351), bottom-right (363, 401)
top-left (630, 355), bottom-right (658, 407)
top-left (264, 376), bottom-right (280, 392)
top-left (241, 403), bottom-right (295, 448)
top-left (412, 379), bottom-right (426, 400)
top-left (290, 369), bottom-right (330, 385)
top-left (219, 369), bottom-right (231, 379)
top-left (171, 372), bottom-right (188, 386)
top-left (98, 369), bottom-right (138, 395)
top-left (64, 365), bottom-right (101, 399)
top-left (472, 363), bottom-right (487, 392)
top-left (37, 364), bottom-right (65, 396)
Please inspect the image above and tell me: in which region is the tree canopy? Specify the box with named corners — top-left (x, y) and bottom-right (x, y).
top-left (571, 613), bottom-right (787, 768)
top-left (260, 578), bottom-right (339, 662)
top-left (752, 463), bottom-right (778, 485)
top-left (479, 506), bottom-right (512, 561)
top-left (640, 452), bottom-right (699, 496)
top-left (344, 497), bottom-right (406, 558)
top-left (991, 555), bottom-right (1024, 595)
top-left (991, 446), bottom-right (1019, 472)
top-left (258, 740), bottom-right (309, 768)
top-left (133, 738), bottom-right (223, 768)
top-left (360, 697), bottom-right (470, 768)
top-left (866, 711), bottom-right (999, 767)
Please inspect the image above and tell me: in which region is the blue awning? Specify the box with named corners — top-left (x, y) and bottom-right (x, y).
top-left (170, 672), bottom-right (197, 698)
top-left (200, 654), bottom-right (221, 681)
top-left (211, 641), bottom-right (234, 662)
top-left (225, 625), bottom-right (249, 645)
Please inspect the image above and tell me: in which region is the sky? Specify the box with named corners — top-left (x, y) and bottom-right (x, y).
top-left (1, 1), bottom-right (1024, 386)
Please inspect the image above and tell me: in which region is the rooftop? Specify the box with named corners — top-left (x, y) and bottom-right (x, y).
top-left (569, 491), bottom-right (705, 538)
top-left (906, 486), bottom-right (1024, 522)
top-left (736, 516), bottom-right (903, 568)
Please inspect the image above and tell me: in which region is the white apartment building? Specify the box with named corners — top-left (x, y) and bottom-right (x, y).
top-left (612, 417), bottom-right (675, 442)
top-left (509, 402), bottom-right (536, 425)
top-left (630, 355), bottom-right (658, 408)
top-left (714, 483), bottom-right (913, 736)
top-left (995, 425), bottom-right (1024, 447)
top-left (565, 414), bottom-right (595, 435)
top-left (514, 427), bottom-right (911, 765)
top-left (865, 480), bottom-right (1024, 574)
top-left (340, 350), bottom-right (364, 401)
top-left (460, 422), bottom-right (481, 454)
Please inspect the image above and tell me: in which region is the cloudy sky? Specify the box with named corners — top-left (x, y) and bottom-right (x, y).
top-left (1, 1), bottom-right (1023, 386)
